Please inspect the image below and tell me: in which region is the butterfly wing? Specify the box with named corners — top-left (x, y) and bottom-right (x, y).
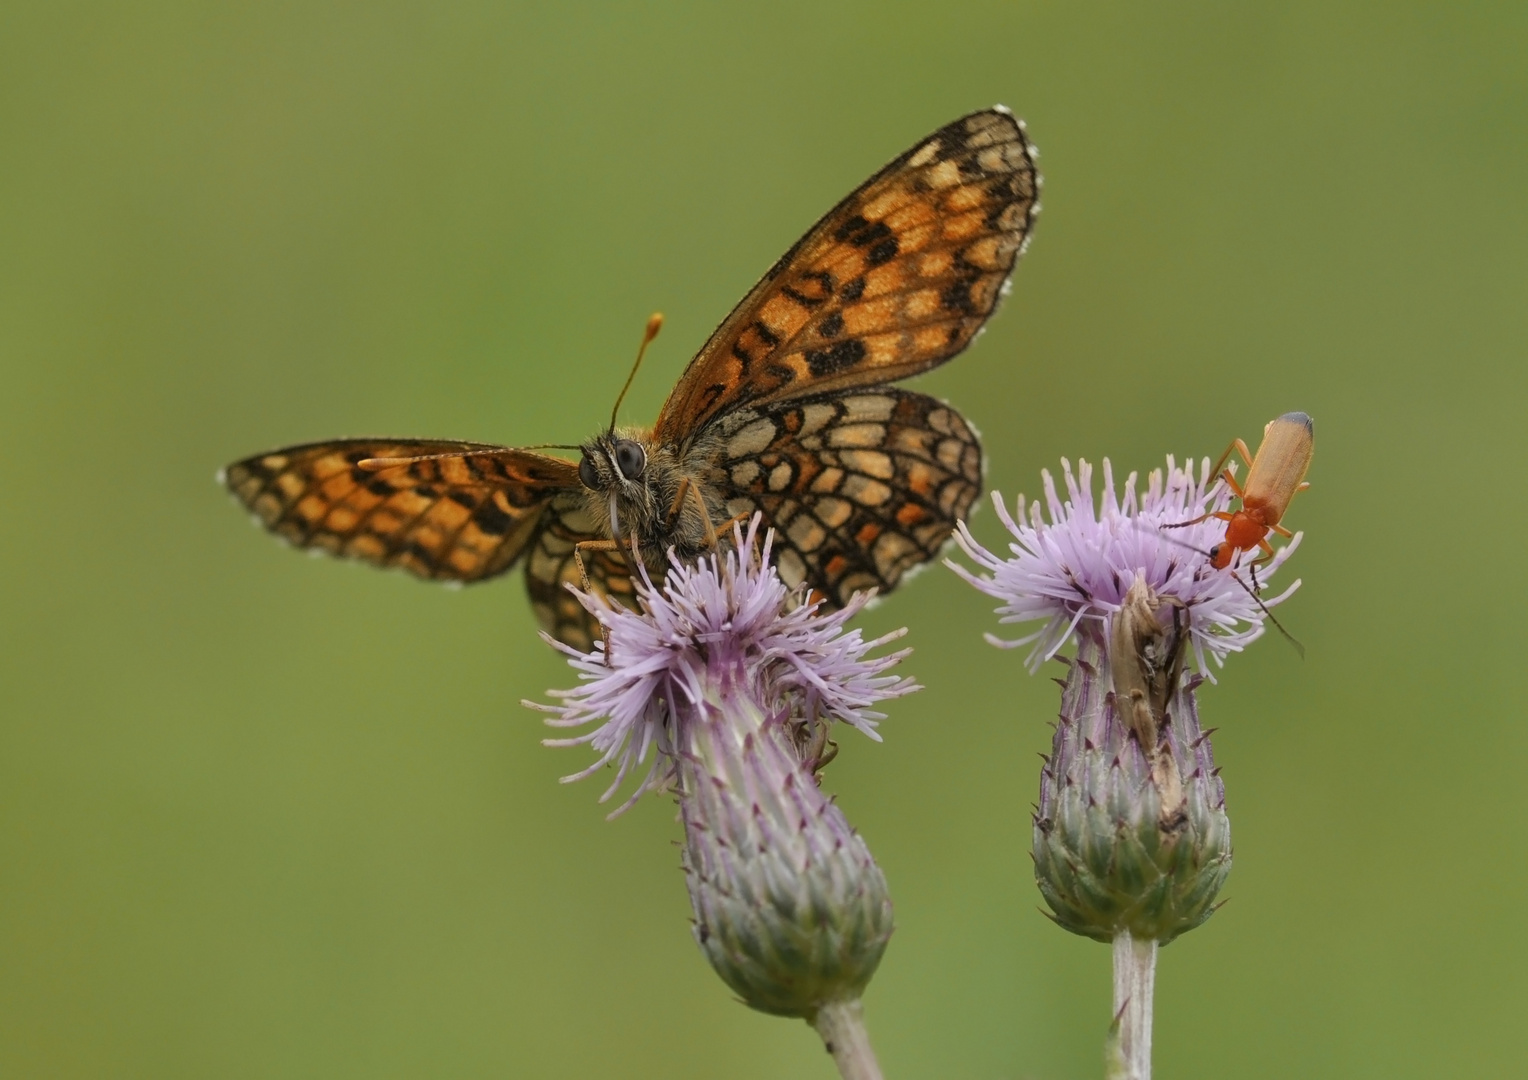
top-left (225, 438), bottom-right (635, 649)
top-left (222, 438), bottom-right (578, 584)
top-left (654, 108), bottom-right (1038, 446)
top-left (712, 388), bottom-right (982, 605)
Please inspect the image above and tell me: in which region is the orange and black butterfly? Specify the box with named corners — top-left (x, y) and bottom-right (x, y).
top-left (222, 107), bottom-right (1041, 650)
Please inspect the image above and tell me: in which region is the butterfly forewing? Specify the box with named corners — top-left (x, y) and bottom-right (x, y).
top-left (713, 389), bottom-right (982, 604)
top-left (655, 108), bottom-right (1038, 445)
top-left (223, 439), bottom-right (581, 583)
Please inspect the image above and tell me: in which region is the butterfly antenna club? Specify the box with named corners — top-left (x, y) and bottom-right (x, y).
top-left (610, 312), bottom-right (664, 431)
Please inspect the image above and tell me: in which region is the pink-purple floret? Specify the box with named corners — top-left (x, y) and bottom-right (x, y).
top-left (527, 517), bottom-right (918, 815)
top-left (949, 457), bottom-right (1301, 676)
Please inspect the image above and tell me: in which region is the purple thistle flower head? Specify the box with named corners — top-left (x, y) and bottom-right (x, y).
top-left (527, 515), bottom-right (913, 1019)
top-left (527, 516), bottom-right (918, 815)
top-left (948, 452), bottom-right (1314, 947)
top-left (949, 456), bottom-right (1301, 675)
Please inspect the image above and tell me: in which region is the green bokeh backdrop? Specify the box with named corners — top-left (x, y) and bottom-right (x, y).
top-left (3, 3), bottom-right (1525, 1077)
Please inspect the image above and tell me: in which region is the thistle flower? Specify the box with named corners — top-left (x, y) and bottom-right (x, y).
top-left (950, 456), bottom-right (1300, 676)
top-left (950, 456), bottom-right (1304, 1079)
top-left (527, 518), bottom-right (916, 1078)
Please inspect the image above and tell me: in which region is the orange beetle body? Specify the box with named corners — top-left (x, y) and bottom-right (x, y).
top-left (1200, 411), bottom-right (1314, 570)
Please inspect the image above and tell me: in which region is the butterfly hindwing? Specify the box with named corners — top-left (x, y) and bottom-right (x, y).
top-left (522, 493), bottom-right (640, 652)
top-left (713, 389), bottom-right (983, 605)
top-left (655, 108), bottom-right (1038, 446)
top-left (223, 438), bottom-right (578, 583)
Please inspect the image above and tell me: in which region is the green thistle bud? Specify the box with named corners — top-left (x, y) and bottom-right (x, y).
top-left (1032, 582), bottom-right (1231, 944)
top-left (681, 694), bottom-right (895, 1018)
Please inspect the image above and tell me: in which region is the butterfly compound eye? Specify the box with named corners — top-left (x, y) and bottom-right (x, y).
top-left (615, 440), bottom-right (646, 480)
top-left (578, 453), bottom-right (600, 489)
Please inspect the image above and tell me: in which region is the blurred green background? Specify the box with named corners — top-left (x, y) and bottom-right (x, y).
top-left (2, 2), bottom-right (1524, 1076)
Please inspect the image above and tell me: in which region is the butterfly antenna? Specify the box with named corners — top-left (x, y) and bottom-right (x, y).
top-left (609, 312), bottom-right (664, 432)
top-left (357, 443), bottom-right (584, 474)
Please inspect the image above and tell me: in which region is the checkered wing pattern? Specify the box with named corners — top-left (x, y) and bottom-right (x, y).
top-left (223, 438), bottom-right (577, 583)
top-left (522, 495), bottom-right (640, 652)
top-left (655, 108), bottom-right (1038, 446)
top-left (713, 389), bottom-right (983, 604)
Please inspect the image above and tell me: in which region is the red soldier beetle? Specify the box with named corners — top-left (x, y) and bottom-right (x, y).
top-left (1169, 411), bottom-right (1314, 573)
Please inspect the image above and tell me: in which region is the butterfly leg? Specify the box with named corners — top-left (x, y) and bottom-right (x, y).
top-left (685, 483), bottom-right (725, 549)
top-left (574, 537), bottom-right (638, 664)
top-left (713, 512), bottom-right (754, 545)
top-left (686, 485), bottom-right (750, 551)
top-left (572, 538), bottom-right (619, 595)
top-left (689, 486), bottom-right (750, 550)
top-left (666, 475), bottom-right (693, 529)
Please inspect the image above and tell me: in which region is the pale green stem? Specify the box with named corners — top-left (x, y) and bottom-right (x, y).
top-left (1112, 930), bottom-right (1157, 1080)
top-left (812, 998), bottom-right (884, 1080)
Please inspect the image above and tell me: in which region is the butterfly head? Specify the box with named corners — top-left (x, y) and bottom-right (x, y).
top-left (577, 429), bottom-right (649, 493)
top-left (576, 425), bottom-right (722, 570)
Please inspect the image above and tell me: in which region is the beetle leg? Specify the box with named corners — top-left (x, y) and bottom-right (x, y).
top-left (1205, 438), bottom-right (1256, 503)
top-left (1207, 437), bottom-right (1255, 486)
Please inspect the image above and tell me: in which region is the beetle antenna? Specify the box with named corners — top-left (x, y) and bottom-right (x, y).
top-left (1142, 522), bottom-right (1305, 657)
top-left (610, 312), bottom-right (664, 432)
top-left (1228, 570), bottom-right (1305, 658)
top-left (1151, 527), bottom-right (1216, 558)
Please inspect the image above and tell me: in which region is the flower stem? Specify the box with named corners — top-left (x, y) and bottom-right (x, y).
top-left (812, 998), bottom-right (884, 1080)
top-left (1111, 930), bottom-right (1157, 1079)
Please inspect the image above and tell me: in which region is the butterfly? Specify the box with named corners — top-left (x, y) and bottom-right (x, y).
top-left (222, 107), bottom-right (1040, 651)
